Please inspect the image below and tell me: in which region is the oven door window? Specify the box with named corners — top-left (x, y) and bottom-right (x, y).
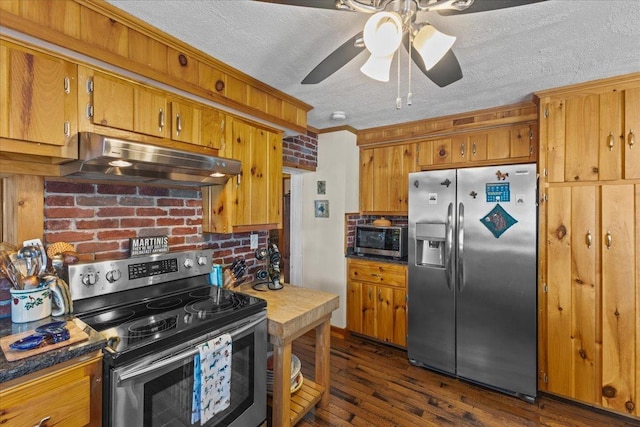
top-left (115, 332), bottom-right (256, 427)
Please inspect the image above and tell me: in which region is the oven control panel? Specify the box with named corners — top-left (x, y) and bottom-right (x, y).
top-left (68, 249), bottom-right (216, 301)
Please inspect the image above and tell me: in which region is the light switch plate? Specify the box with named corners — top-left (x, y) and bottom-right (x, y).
top-left (250, 233), bottom-right (258, 250)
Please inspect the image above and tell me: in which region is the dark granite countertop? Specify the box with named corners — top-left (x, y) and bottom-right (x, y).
top-left (0, 315), bottom-right (106, 383)
top-left (345, 249), bottom-right (408, 265)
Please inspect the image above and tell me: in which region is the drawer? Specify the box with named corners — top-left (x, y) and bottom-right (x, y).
top-left (348, 259), bottom-right (406, 288)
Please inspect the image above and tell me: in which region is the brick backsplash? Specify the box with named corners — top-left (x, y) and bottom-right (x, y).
top-left (43, 180), bottom-right (270, 282)
top-left (283, 130), bottom-right (318, 169)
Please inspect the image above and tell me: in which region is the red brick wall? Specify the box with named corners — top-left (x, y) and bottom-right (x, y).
top-left (44, 180), bottom-right (269, 282)
top-left (283, 130), bottom-right (318, 170)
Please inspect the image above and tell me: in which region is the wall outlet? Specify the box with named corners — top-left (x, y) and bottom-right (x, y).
top-left (250, 233), bottom-right (258, 250)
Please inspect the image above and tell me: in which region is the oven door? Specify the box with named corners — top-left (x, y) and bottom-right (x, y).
top-left (109, 311), bottom-right (267, 427)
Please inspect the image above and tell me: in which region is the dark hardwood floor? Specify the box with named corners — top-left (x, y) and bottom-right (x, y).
top-left (291, 332), bottom-right (638, 427)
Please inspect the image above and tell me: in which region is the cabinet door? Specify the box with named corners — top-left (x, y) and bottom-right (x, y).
top-left (545, 186), bottom-right (598, 402)
top-left (359, 148), bottom-right (374, 212)
top-left (468, 133), bottom-right (488, 162)
top-left (371, 146), bottom-right (391, 212)
top-left (392, 288), bottom-right (407, 347)
top-left (432, 138), bottom-right (452, 166)
top-left (376, 286), bottom-right (394, 343)
top-left (510, 125), bottom-right (534, 159)
top-left (487, 128), bottom-right (511, 160)
top-left (451, 135), bottom-right (468, 164)
top-left (362, 283), bottom-right (376, 338)
top-left (266, 129), bottom-right (283, 225)
top-left (416, 140), bottom-right (433, 168)
top-left (624, 88), bottom-right (640, 179)
top-left (347, 280), bottom-right (363, 335)
top-left (92, 72), bottom-right (134, 131)
top-left (134, 86), bottom-right (167, 137)
top-left (201, 108), bottom-right (226, 150)
top-left (601, 184), bottom-right (636, 415)
top-left (231, 119), bottom-right (253, 226)
top-left (170, 100), bottom-right (201, 144)
top-left (598, 91), bottom-right (622, 181)
top-left (0, 41), bottom-right (76, 146)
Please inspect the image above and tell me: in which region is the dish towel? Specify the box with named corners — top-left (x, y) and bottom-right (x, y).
top-left (191, 333), bottom-right (232, 425)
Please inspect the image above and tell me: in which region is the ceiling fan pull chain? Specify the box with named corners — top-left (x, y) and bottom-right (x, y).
top-left (396, 48), bottom-right (402, 109)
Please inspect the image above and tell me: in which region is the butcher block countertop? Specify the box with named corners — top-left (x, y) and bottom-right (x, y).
top-left (236, 282), bottom-right (339, 427)
top-left (236, 282), bottom-right (339, 345)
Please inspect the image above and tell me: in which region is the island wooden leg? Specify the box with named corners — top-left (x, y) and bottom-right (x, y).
top-left (272, 342), bottom-right (292, 427)
top-left (315, 318), bottom-right (331, 408)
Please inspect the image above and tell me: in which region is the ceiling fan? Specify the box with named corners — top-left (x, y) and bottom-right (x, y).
top-left (256, 0), bottom-right (547, 88)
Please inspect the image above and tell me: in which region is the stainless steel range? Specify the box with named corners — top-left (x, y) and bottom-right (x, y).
top-left (69, 249), bottom-right (267, 427)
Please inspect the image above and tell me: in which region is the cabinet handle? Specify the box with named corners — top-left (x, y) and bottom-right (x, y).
top-left (370, 273), bottom-right (381, 278)
top-left (460, 143), bottom-right (465, 157)
top-left (605, 231), bottom-right (612, 249)
top-left (630, 129), bottom-right (635, 148)
top-left (63, 77), bottom-right (70, 94)
top-left (63, 121), bottom-right (70, 137)
top-left (34, 416), bottom-right (51, 427)
top-left (608, 132), bottom-right (614, 151)
top-left (586, 230), bottom-right (592, 248)
top-left (158, 109), bottom-right (165, 131)
top-left (472, 142), bottom-right (477, 156)
top-left (176, 113), bottom-right (182, 135)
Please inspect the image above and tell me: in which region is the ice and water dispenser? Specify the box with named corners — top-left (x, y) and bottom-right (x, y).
top-left (415, 223), bottom-right (446, 267)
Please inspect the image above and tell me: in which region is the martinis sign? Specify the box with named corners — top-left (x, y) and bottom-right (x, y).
top-left (129, 236), bottom-right (169, 257)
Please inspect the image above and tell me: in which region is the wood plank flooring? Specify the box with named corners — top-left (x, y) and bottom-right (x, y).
top-left (290, 332), bottom-right (639, 427)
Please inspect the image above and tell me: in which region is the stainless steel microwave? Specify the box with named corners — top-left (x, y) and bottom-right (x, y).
top-left (354, 225), bottom-right (408, 258)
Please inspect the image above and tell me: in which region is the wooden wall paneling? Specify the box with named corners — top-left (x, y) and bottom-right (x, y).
top-left (79, 6), bottom-right (129, 57)
top-left (601, 184), bottom-right (636, 415)
top-left (128, 30), bottom-right (167, 74)
top-left (198, 62), bottom-right (226, 97)
top-left (571, 186), bottom-right (598, 403)
top-left (167, 47), bottom-right (198, 86)
top-left (1, 175), bottom-right (44, 245)
top-left (636, 184), bottom-right (640, 416)
top-left (624, 88), bottom-right (640, 179)
top-left (247, 86), bottom-right (268, 113)
top-left (546, 186), bottom-right (574, 397)
top-left (487, 128), bottom-right (510, 160)
top-left (598, 91), bottom-right (622, 181)
top-left (225, 74), bottom-right (248, 105)
top-left (20, 0), bottom-right (81, 38)
top-left (565, 95), bottom-right (599, 182)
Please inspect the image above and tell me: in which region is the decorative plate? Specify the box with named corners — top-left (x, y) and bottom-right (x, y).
top-left (35, 321), bottom-right (67, 334)
top-left (9, 334), bottom-right (44, 351)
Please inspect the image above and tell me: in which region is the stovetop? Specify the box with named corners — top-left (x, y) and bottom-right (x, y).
top-left (69, 250), bottom-right (266, 364)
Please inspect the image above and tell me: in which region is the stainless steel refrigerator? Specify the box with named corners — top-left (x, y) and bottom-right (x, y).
top-left (407, 163), bottom-right (537, 401)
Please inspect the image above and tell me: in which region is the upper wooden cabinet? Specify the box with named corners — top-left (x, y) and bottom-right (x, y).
top-left (202, 116), bottom-right (282, 233)
top-left (360, 144), bottom-right (417, 214)
top-left (0, 40), bottom-right (78, 160)
top-left (0, 0), bottom-right (310, 133)
top-left (538, 76), bottom-right (640, 183)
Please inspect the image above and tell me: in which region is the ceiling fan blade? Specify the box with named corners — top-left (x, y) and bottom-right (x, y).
top-left (438, 0), bottom-right (547, 16)
top-left (404, 36), bottom-right (462, 87)
top-left (254, 0), bottom-right (341, 10)
top-left (302, 31), bottom-right (365, 84)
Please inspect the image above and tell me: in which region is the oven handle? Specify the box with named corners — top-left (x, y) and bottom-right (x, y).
top-left (117, 315), bottom-right (264, 384)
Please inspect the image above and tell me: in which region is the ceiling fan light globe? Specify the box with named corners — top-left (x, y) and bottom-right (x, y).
top-left (360, 53), bottom-right (394, 82)
top-left (413, 25), bottom-right (456, 70)
top-left (363, 12), bottom-right (403, 56)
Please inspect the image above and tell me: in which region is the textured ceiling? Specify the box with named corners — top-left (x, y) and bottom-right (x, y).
top-left (106, 0), bottom-right (640, 132)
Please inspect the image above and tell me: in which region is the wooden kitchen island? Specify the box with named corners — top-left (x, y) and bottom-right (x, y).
top-left (236, 283), bottom-right (339, 427)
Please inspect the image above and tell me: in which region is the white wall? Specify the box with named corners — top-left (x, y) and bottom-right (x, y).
top-left (301, 130), bottom-right (359, 328)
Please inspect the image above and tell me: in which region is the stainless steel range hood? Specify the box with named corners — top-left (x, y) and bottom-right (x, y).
top-left (60, 133), bottom-right (241, 187)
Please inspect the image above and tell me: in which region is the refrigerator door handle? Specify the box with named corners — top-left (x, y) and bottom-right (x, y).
top-left (457, 202), bottom-right (465, 293)
top-left (444, 202), bottom-right (454, 290)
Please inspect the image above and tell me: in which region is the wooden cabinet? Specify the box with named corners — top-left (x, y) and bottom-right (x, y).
top-left (360, 144), bottom-right (416, 214)
top-left (542, 87), bottom-right (639, 182)
top-left (202, 116), bottom-right (282, 233)
top-left (0, 39), bottom-right (77, 159)
top-left (543, 184), bottom-right (638, 416)
top-left (537, 74), bottom-right (640, 419)
top-left (0, 352), bottom-right (102, 426)
top-left (347, 258), bottom-right (407, 347)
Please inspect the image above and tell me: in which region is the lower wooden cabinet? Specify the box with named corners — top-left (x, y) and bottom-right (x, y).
top-left (347, 258), bottom-right (407, 347)
top-left (0, 352), bottom-right (102, 426)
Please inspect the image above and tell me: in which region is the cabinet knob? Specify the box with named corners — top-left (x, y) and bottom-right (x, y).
top-left (608, 132), bottom-right (614, 151)
top-left (605, 231), bottom-right (612, 249)
top-left (34, 416), bottom-right (51, 427)
top-left (586, 231), bottom-right (592, 248)
top-left (629, 129), bottom-right (635, 148)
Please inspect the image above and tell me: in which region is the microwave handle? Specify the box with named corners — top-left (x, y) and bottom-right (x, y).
top-left (117, 315), bottom-right (263, 384)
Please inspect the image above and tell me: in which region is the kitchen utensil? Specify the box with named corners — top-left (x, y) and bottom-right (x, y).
top-left (22, 239), bottom-right (47, 276)
top-left (17, 245), bottom-right (42, 276)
